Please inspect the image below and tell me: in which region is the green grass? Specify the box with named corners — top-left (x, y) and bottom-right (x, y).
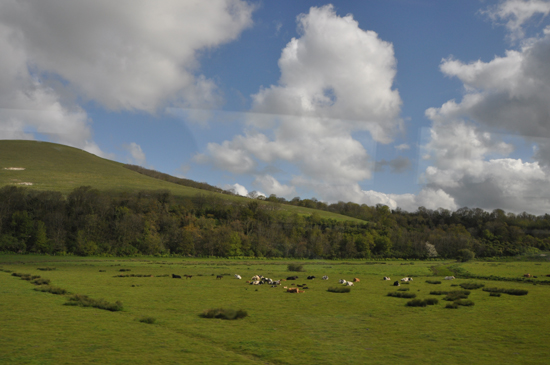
top-left (1, 255), bottom-right (550, 364)
top-left (0, 140), bottom-right (365, 223)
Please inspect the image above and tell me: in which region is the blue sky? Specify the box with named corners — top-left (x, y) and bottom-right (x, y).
top-left (2, 0), bottom-right (550, 214)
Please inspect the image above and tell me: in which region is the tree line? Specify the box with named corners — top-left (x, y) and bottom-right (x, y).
top-left (0, 185), bottom-right (548, 259)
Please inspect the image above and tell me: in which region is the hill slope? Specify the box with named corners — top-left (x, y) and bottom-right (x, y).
top-left (0, 140), bottom-right (365, 222)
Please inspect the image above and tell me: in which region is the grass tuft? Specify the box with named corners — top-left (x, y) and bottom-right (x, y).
top-left (483, 287), bottom-right (528, 296)
top-left (459, 282), bottom-right (485, 290)
top-left (287, 264), bottom-right (304, 272)
top-left (64, 294), bottom-right (123, 311)
top-left (34, 286), bottom-right (68, 295)
top-left (445, 303), bottom-right (459, 309)
top-left (406, 299), bottom-right (427, 307)
top-left (31, 278), bottom-right (51, 285)
top-left (37, 267), bottom-right (56, 271)
top-left (425, 280), bottom-right (442, 284)
top-left (328, 286), bottom-right (351, 293)
top-left (138, 316), bottom-right (157, 324)
top-left (490, 292), bottom-right (501, 297)
top-left (387, 292), bottom-right (416, 298)
top-left (200, 308), bottom-right (248, 320)
top-left (443, 290), bottom-right (470, 301)
top-left (454, 299), bottom-right (474, 306)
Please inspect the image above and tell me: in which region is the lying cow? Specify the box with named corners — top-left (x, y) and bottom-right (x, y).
top-left (345, 281), bottom-right (354, 286)
top-left (444, 276), bottom-right (455, 280)
top-left (339, 279), bottom-right (347, 284)
top-left (353, 278), bottom-right (360, 282)
top-left (401, 277), bottom-right (413, 282)
top-left (383, 277), bottom-right (391, 280)
top-left (287, 276), bottom-right (299, 280)
top-left (524, 274), bottom-right (532, 278)
top-left (393, 281), bottom-right (400, 286)
top-left (322, 275), bottom-right (329, 280)
top-left (307, 276), bottom-right (316, 280)
top-left (172, 274), bottom-right (182, 279)
top-left (235, 274), bottom-right (242, 279)
top-left (251, 275), bottom-right (261, 281)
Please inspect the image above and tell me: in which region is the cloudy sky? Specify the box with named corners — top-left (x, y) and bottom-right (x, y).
top-left (2, 0), bottom-right (550, 215)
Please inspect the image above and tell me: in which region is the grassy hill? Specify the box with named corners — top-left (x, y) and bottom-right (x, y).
top-left (0, 140), bottom-right (365, 222)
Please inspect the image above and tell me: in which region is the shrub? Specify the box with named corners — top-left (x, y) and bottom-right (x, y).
top-left (443, 290), bottom-right (470, 301)
top-left (454, 299), bottom-right (474, 306)
top-left (482, 287), bottom-right (528, 296)
top-left (31, 278), bottom-right (51, 285)
top-left (287, 264), bottom-right (304, 272)
top-left (37, 267), bottom-right (56, 271)
top-left (406, 299), bottom-right (427, 307)
top-left (459, 283), bottom-right (484, 290)
top-left (425, 280), bottom-right (441, 284)
top-left (64, 294), bottom-right (123, 311)
top-left (387, 292), bottom-right (416, 298)
top-left (139, 316), bottom-right (156, 324)
top-left (425, 298), bottom-right (439, 305)
top-left (34, 286), bottom-right (67, 295)
top-left (445, 303), bottom-right (458, 309)
top-left (328, 286), bottom-right (351, 293)
top-left (430, 291), bottom-right (448, 295)
top-left (200, 308), bottom-right (248, 320)
top-left (489, 292), bottom-right (501, 297)
top-left (457, 249), bottom-right (475, 262)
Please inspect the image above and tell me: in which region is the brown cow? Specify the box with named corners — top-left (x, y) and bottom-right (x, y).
top-left (524, 274), bottom-right (531, 278)
top-left (287, 287), bottom-right (299, 293)
top-left (353, 278), bottom-right (360, 282)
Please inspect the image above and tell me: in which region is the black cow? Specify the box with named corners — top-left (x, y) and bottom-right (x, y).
top-left (287, 276), bottom-right (299, 280)
top-left (172, 274), bottom-right (182, 279)
top-left (393, 281), bottom-right (400, 286)
top-left (307, 276), bottom-right (316, 280)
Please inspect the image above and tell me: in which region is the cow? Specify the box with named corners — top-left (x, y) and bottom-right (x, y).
top-left (393, 281), bottom-right (400, 286)
top-left (353, 278), bottom-right (360, 282)
top-left (172, 274), bottom-right (182, 279)
top-left (383, 277), bottom-right (391, 281)
top-left (339, 279), bottom-right (347, 284)
top-left (251, 275), bottom-right (261, 281)
top-left (444, 276), bottom-right (455, 280)
top-left (287, 287), bottom-right (299, 293)
top-left (524, 274), bottom-right (532, 278)
top-left (235, 274), bottom-right (242, 279)
top-left (307, 276), bottom-right (316, 280)
top-left (322, 275), bottom-right (329, 280)
top-left (401, 277), bottom-right (412, 282)
top-left (184, 275), bottom-right (193, 279)
top-left (287, 276), bottom-right (299, 280)
top-left (216, 275), bottom-right (223, 280)
top-left (250, 280), bottom-right (260, 285)
top-left (345, 281), bottom-right (354, 286)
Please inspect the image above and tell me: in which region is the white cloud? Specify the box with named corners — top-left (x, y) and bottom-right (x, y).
top-left (123, 142), bottom-right (146, 166)
top-left (395, 143), bottom-right (410, 151)
top-left (253, 175), bottom-right (296, 197)
top-left (481, 0), bottom-right (550, 41)
top-left (195, 5), bottom-right (402, 201)
top-left (223, 183), bottom-right (249, 197)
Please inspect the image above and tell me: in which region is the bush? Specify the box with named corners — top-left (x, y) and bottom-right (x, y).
top-left (34, 286), bottom-right (67, 295)
top-left (287, 264), bottom-right (304, 272)
top-left (482, 287), bottom-right (528, 296)
top-left (64, 294), bottom-right (123, 311)
top-left (457, 249), bottom-right (475, 262)
top-left (387, 292), bottom-right (416, 298)
top-left (489, 292), bottom-right (501, 297)
top-left (31, 278), bottom-right (51, 285)
top-left (200, 308), bottom-right (248, 320)
top-left (459, 282), bottom-right (484, 290)
top-left (328, 286), bottom-right (351, 293)
top-left (443, 290), bottom-right (470, 301)
top-left (454, 299), bottom-right (474, 306)
top-left (425, 298), bottom-right (439, 305)
top-left (139, 316), bottom-right (156, 324)
top-left (406, 299), bottom-right (427, 307)
top-left (445, 303), bottom-right (458, 309)
top-left (425, 280), bottom-right (441, 284)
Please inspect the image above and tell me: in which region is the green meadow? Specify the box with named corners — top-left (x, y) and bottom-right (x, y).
top-left (1, 255), bottom-right (549, 364)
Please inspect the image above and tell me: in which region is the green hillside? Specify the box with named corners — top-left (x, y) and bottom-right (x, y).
top-left (0, 140), bottom-right (364, 222)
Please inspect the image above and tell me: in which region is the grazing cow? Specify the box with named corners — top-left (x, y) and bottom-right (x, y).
top-left (524, 274), bottom-right (532, 278)
top-left (184, 275), bottom-right (193, 279)
top-left (444, 276), bottom-right (455, 280)
top-left (216, 275), bottom-right (223, 280)
top-left (172, 274), bottom-right (182, 279)
top-left (287, 276), bottom-right (299, 280)
top-left (353, 278), bottom-right (360, 282)
top-left (383, 277), bottom-right (391, 281)
top-left (345, 281), bottom-right (354, 286)
top-left (393, 281), bottom-right (400, 286)
top-left (235, 274), bottom-right (242, 279)
top-left (322, 275), bottom-right (329, 280)
top-left (307, 276), bottom-right (316, 280)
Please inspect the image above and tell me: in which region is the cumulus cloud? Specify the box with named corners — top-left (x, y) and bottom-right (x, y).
top-left (223, 183), bottom-right (249, 197)
top-left (123, 142), bottom-right (147, 166)
top-left (481, 0), bottom-right (550, 41)
top-left (395, 143), bottom-right (410, 151)
top-left (253, 175), bottom-right (296, 197)
top-left (420, 19), bottom-right (550, 214)
top-left (375, 156), bottom-right (411, 173)
top-left (195, 5), bottom-right (402, 200)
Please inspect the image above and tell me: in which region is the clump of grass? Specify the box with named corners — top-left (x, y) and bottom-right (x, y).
top-left (31, 278), bottom-right (50, 285)
top-left (425, 298), bottom-right (439, 305)
top-left (455, 299), bottom-right (475, 306)
top-left (156, 274), bottom-right (169, 277)
top-left (37, 267), bottom-right (56, 271)
top-left (397, 288), bottom-right (410, 291)
top-left (483, 287), bottom-right (528, 296)
top-left (445, 303), bottom-right (458, 309)
top-left (328, 286), bottom-right (351, 293)
top-left (99, 270), bottom-right (106, 272)
top-left (113, 274), bottom-right (152, 277)
top-left (34, 286), bottom-right (67, 295)
top-left (200, 308), bottom-right (248, 320)
top-left (20, 274), bottom-right (40, 281)
top-left (443, 290), bottom-right (470, 301)
top-left (490, 292), bottom-right (501, 297)
top-left (459, 282), bottom-right (485, 290)
top-left (0, 269), bottom-right (13, 273)
top-left (425, 280), bottom-right (442, 284)
top-left (64, 294), bottom-right (123, 311)
top-left (287, 264), bottom-right (304, 272)
top-left (430, 291), bottom-right (449, 295)
top-left (11, 272), bottom-right (28, 277)
top-left (119, 269), bottom-right (131, 272)
top-left (138, 316), bottom-right (156, 324)
top-left (387, 292), bottom-right (416, 298)
top-left (406, 299), bottom-right (427, 307)
top-left (450, 284), bottom-right (458, 287)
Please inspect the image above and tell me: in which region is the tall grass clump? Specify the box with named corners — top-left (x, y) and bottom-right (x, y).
top-left (200, 308), bottom-right (248, 320)
top-left (31, 278), bottom-right (51, 285)
top-left (454, 299), bottom-right (475, 306)
top-left (138, 316), bottom-right (156, 324)
top-left (483, 287), bottom-right (528, 296)
top-left (445, 303), bottom-right (459, 309)
top-left (387, 292), bottom-right (416, 298)
top-left (34, 286), bottom-right (67, 295)
top-left (425, 280), bottom-right (441, 284)
top-left (443, 291), bottom-right (470, 301)
top-left (430, 291), bottom-right (449, 295)
top-left (490, 292), bottom-right (501, 297)
top-left (406, 299), bottom-right (427, 307)
top-left (37, 267), bottom-right (56, 271)
top-left (64, 294), bottom-right (123, 311)
top-left (459, 282), bottom-right (485, 290)
top-left (287, 264), bottom-right (304, 272)
top-left (328, 287), bottom-right (351, 293)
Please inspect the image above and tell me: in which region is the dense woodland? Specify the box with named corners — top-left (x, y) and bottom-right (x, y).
top-left (0, 185), bottom-right (549, 259)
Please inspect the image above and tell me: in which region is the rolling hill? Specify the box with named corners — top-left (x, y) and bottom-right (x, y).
top-left (0, 140), bottom-right (365, 222)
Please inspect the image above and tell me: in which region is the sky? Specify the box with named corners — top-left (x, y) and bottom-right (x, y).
top-left (1, 0), bottom-right (550, 215)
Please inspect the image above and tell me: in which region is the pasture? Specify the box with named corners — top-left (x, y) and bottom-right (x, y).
top-left (1, 255), bottom-right (549, 364)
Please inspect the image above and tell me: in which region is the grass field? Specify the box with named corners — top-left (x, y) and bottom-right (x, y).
top-left (0, 140), bottom-right (364, 223)
top-left (1, 255), bottom-right (549, 364)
